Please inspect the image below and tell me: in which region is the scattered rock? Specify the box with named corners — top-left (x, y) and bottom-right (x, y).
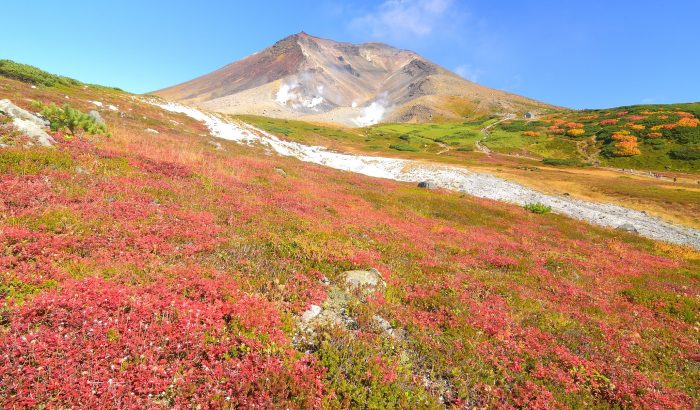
top-left (274, 167), bottom-right (287, 177)
top-left (417, 181), bottom-right (436, 189)
top-left (88, 110), bottom-right (104, 125)
top-left (373, 315), bottom-right (405, 339)
top-left (107, 104), bottom-right (119, 112)
top-left (208, 140), bottom-right (223, 150)
top-left (374, 315), bottom-right (392, 332)
top-left (145, 128), bottom-right (159, 134)
top-left (301, 305), bottom-right (322, 322)
top-left (617, 223), bottom-right (638, 234)
top-left (90, 100), bottom-right (103, 107)
top-left (0, 99), bottom-right (55, 146)
top-left (563, 192), bottom-right (570, 197)
top-left (344, 268), bottom-right (385, 290)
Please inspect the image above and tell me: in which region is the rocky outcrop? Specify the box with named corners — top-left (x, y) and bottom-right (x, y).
top-left (298, 268), bottom-right (391, 334)
top-left (617, 223), bottom-right (638, 234)
top-left (344, 268), bottom-right (385, 290)
top-left (0, 99), bottom-right (55, 146)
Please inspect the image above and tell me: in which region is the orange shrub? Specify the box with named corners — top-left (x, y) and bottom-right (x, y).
top-left (522, 131), bottom-right (540, 137)
top-left (676, 111), bottom-right (694, 118)
top-left (548, 126), bottom-right (564, 134)
top-left (599, 119), bottom-right (618, 125)
top-left (677, 117), bottom-right (700, 127)
top-left (629, 124), bottom-right (646, 130)
top-left (647, 132), bottom-right (663, 138)
top-left (565, 122), bottom-right (584, 129)
top-left (612, 133), bottom-right (635, 141)
top-left (616, 111), bottom-right (629, 116)
top-left (613, 135), bottom-right (640, 156)
top-left (626, 115), bottom-right (647, 121)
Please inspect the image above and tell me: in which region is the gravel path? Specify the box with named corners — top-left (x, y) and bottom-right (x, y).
top-left (154, 101), bottom-right (700, 249)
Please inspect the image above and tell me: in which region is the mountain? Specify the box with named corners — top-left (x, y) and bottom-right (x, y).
top-left (154, 32), bottom-right (552, 126)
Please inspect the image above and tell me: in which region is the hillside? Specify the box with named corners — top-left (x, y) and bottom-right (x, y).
top-left (2, 62), bottom-right (700, 408)
top-left (154, 32), bottom-right (552, 127)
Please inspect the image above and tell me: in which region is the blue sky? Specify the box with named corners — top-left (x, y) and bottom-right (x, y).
top-left (2, 0), bottom-right (699, 109)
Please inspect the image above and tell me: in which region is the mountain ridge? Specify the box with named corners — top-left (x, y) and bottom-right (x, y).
top-left (155, 32), bottom-right (554, 126)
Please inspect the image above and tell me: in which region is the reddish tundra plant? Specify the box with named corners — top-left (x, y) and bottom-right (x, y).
top-left (0, 76), bottom-right (699, 408)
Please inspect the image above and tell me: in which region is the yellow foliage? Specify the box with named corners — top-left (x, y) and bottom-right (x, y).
top-left (567, 129), bottom-right (585, 136)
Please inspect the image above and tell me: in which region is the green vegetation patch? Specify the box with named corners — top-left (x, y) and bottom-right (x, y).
top-left (0, 148), bottom-right (74, 174)
top-left (0, 59), bottom-right (80, 87)
top-left (524, 203), bottom-right (552, 214)
top-left (389, 143), bottom-right (419, 152)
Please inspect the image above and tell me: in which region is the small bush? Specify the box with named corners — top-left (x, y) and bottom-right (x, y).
top-left (33, 102), bottom-right (109, 136)
top-left (0, 59), bottom-right (80, 87)
top-left (669, 146), bottom-right (700, 160)
top-left (542, 158), bottom-right (582, 167)
top-left (524, 202), bottom-right (552, 214)
top-left (389, 143), bottom-right (419, 152)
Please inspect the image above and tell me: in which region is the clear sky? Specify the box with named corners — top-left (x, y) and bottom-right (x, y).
top-left (2, 0), bottom-right (698, 109)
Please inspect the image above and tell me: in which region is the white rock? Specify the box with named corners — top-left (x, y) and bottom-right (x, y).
top-left (301, 305), bottom-right (322, 322)
top-left (0, 99), bottom-right (55, 146)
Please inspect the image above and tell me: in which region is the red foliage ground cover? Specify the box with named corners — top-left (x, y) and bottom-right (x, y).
top-left (0, 82), bottom-right (698, 408)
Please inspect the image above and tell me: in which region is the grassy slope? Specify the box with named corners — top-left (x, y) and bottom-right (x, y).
top-left (489, 104), bottom-right (700, 172)
top-left (239, 114), bottom-right (700, 229)
top-left (1, 66), bottom-right (700, 408)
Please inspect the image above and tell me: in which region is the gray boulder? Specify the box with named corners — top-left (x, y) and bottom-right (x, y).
top-left (0, 99), bottom-right (55, 146)
top-left (417, 181), bottom-right (436, 189)
top-left (274, 168), bottom-right (288, 177)
top-left (344, 268), bottom-right (385, 290)
top-left (617, 223), bottom-right (638, 234)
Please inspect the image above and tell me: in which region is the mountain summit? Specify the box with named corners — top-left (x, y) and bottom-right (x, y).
top-left (155, 32), bottom-right (550, 126)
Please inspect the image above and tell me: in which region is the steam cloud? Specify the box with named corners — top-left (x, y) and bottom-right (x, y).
top-left (355, 93), bottom-right (388, 126)
top-left (275, 76), bottom-right (325, 110)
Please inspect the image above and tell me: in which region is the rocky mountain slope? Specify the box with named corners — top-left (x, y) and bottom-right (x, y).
top-left (154, 32), bottom-right (552, 126)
